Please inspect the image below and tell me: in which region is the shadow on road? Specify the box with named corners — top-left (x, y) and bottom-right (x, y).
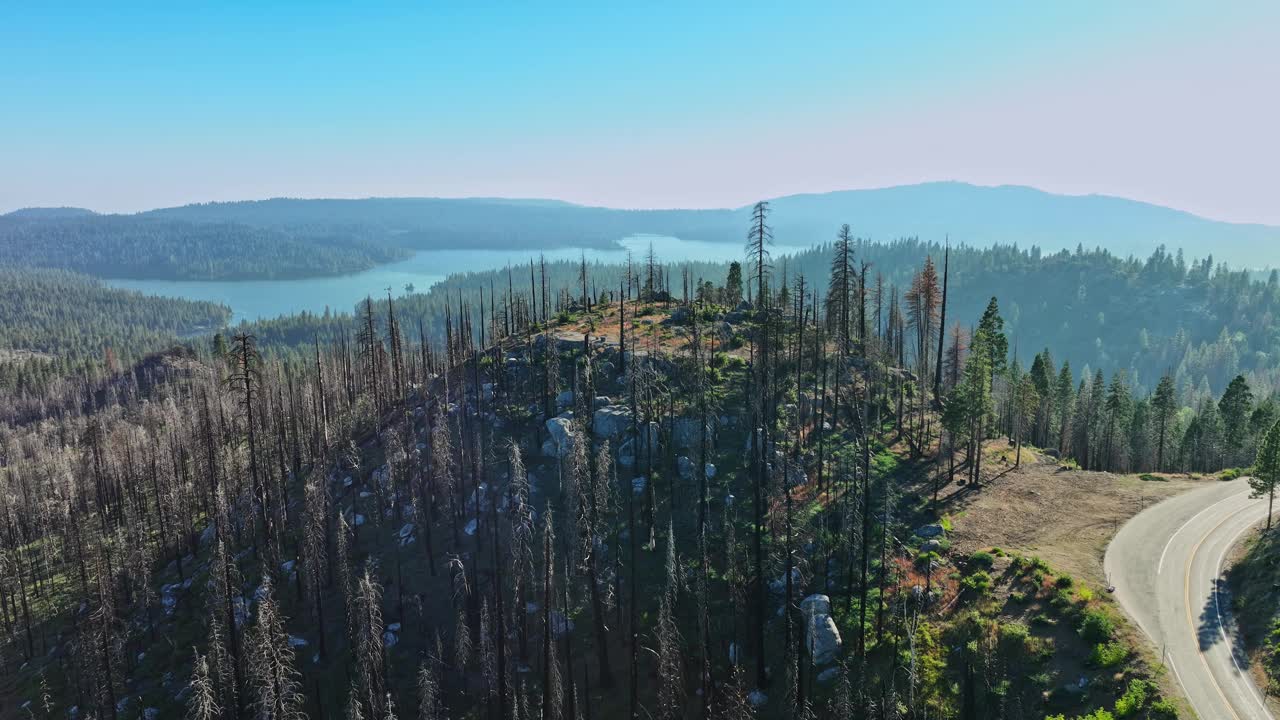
top-left (1197, 577), bottom-right (1253, 675)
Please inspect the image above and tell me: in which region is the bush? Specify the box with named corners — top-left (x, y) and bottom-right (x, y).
top-left (915, 551), bottom-right (940, 569)
top-left (1146, 698), bottom-right (1178, 719)
top-left (961, 570), bottom-right (993, 597)
top-left (969, 551), bottom-right (996, 570)
top-left (1089, 641), bottom-right (1128, 669)
top-left (998, 621), bottom-right (1029, 647)
top-left (1220, 466), bottom-right (1253, 481)
top-left (1051, 588), bottom-right (1075, 609)
top-left (1114, 679), bottom-right (1154, 716)
top-left (1055, 574), bottom-right (1074, 589)
top-left (1079, 608), bottom-right (1116, 643)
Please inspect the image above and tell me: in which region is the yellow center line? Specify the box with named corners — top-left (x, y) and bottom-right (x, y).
top-left (1184, 503), bottom-right (1247, 720)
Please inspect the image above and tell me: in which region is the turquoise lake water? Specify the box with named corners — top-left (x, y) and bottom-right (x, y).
top-left (105, 235), bottom-right (812, 322)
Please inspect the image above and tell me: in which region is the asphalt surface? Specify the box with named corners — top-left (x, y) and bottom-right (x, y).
top-left (1105, 479), bottom-right (1274, 720)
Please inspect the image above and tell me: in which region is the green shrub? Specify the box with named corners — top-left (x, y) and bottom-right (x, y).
top-left (1138, 472), bottom-right (1166, 482)
top-left (1009, 591), bottom-right (1028, 604)
top-left (1089, 641), bottom-right (1128, 669)
top-left (1034, 636), bottom-right (1055, 662)
top-left (961, 570), bottom-right (993, 597)
top-left (969, 551), bottom-right (996, 570)
top-left (998, 622), bottom-right (1029, 651)
top-left (1114, 679), bottom-right (1154, 716)
top-left (1079, 608), bottom-right (1116, 643)
top-left (1055, 574), bottom-right (1074, 589)
top-left (1051, 588), bottom-right (1075, 609)
top-left (1146, 698), bottom-right (1178, 719)
top-left (1219, 466), bottom-right (1252, 481)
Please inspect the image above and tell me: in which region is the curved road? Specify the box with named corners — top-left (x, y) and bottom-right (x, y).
top-left (1105, 479), bottom-right (1274, 720)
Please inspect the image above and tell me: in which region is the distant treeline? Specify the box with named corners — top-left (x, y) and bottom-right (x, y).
top-left (0, 215), bottom-right (410, 280)
top-left (143, 197), bottom-right (728, 252)
top-left (243, 239), bottom-right (1280, 407)
top-left (6, 234), bottom-right (1279, 412)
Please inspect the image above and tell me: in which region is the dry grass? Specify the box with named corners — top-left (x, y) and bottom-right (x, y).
top-left (943, 449), bottom-right (1206, 588)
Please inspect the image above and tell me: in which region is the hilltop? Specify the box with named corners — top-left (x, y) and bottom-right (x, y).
top-left (3, 206), bottom-right (98, 219)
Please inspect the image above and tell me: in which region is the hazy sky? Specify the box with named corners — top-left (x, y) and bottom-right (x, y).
top-left (3, 2), bottom-right (1278, 223)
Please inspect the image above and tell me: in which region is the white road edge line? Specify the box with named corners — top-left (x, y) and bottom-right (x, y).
top-left (1159, 492), bottom-right (1248, 575)
top-left (1169, 656), bottom-right (1207, 720)
top-left (1211, 510), bottom-right (1274, 720)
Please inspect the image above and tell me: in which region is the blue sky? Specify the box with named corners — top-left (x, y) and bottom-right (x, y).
top-left (2, 2), bottom-right (1278, 222)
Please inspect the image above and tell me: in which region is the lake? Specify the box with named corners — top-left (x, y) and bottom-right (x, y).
top-left (106, 235), bottom-right (813, 322)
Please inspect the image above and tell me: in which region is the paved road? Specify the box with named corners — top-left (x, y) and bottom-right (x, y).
top-left (1105, 479), bottom-right (1274, 720)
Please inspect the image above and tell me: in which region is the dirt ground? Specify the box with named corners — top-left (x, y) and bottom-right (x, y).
top-left (555, 300), bottom-right (752, 359)
top-left (943, 446), bottom-right (1208, 588)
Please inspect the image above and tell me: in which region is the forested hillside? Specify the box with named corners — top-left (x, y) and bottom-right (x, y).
top-left (142, 197), bottom-right (724, 253)
top-left (0, 267), bottom-right (229, 392)
top-left (0, 216), bottom-right (409, 280)
top-left (4, 215), bottom-right (1275, 479)
top-left (0, 209), bottom-right (1196, 719)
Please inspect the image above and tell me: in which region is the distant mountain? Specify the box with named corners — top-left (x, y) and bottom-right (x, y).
top-left (10, 184), bottom-right (1277, 278)
top-left (4, 206), bottom-right (97, 219)
top-left (137, 183), bottom-right (1280, 268)
top-left (752, 182), bottom-right (1280, 268)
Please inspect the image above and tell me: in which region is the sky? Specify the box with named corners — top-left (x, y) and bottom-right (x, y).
top-left (2, 1), bottom-right (1278, 223)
